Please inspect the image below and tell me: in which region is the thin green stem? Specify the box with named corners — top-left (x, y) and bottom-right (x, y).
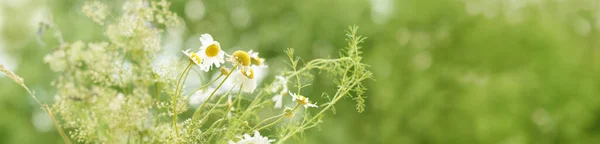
top-left (193, 65), bottom-right (238, 119)
top-left (278, 82), bottom-right (358, 143)
top-left (236, 84), bottom-right (244, 109)
top-left (186, 74), bottom-right (223, 102)
top-left (173, 62), bottom-right (193, 138)
top-left (252, 114), bottom-right (285, 130)
top-left (197, 86), bottom-right (235, 123)
top-left (1, 64), bottom-right (72, 144)
top-left (277, 58), bottom-right (363, 143)
top-left (255, 104), bottom-right (300, 131)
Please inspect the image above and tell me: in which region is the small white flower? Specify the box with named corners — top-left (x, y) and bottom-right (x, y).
top-left (233, 67), bottom-right (257, 93)
top-left (270, 75), bottom-right (287, 93)
top-left (270, 75), bottom-right (289, 109)
top-left (213, 66), bottom-right (266, 95)
top-left (271, 87), bottom-right (287, 108)
top-left (198, 34), bottom-right (225, 70)
top-left (182, 49), bottom-right (208, 71)
top-left (229, 50), bottom-right (252, 74)
top-left (289, 91), bottom-right (318, 108)
top-left (228, 130), bottom-right (275, 144)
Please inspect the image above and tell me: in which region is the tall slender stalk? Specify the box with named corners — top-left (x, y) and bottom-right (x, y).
top-left (173, 62), bottom-right (193, 138)
top-left (0, 64), bottom-right (72, 144)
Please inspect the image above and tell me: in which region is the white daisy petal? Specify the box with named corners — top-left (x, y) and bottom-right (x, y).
top-left (199, 33), bottom-right (214, 45)
top-left (232, 68), bottom-right (258, 93)
top-left (271, 94), bottom-right (283, 108)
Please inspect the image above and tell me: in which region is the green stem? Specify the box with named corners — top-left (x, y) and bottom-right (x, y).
top-left (193, 65), bottom-right (238, 119)
top-left (236, 84), bottom-right (244, 109)
top-left (196, 86), bottom-right (235, 123)
top-left (186, 74), bottom-right (223, 102)
top-left (173, 62), bottom-right (193, 138)
top-left (278, 82), bottom-right (358, 143)
top-left (255, 104), bottom-right (300, 131)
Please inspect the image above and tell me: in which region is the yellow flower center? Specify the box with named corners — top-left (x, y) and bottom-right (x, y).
top-left (232, 51), bottom-right (251, 66)
top-left (190, 52), bottom-right (202, 64)
top-left (241, 68), bottom-right (254, 79)
top-left (205, 44), bottom-right (220, 57)
top-left (296, 96), bottom-right (308, 104)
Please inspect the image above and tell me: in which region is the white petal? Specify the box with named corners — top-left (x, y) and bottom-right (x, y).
top-left (253, 130), bottom-right (261, 137)
top-left (272, 94), bottom-right (282, 108)
top-left (199, 33), bottom-right (214, 45)
top-left (243, 134), bottom-right (252, 139)
top-left (242, 78), bottom-right (256, 93)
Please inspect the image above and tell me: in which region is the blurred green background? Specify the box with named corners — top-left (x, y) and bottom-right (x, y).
top-left (2, 0), bottom-right (600, 143)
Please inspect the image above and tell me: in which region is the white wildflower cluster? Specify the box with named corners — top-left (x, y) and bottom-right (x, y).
top-left (82, 1), bottom-right (108, 25)
top-left (36, 0), bottom-right (372, 143)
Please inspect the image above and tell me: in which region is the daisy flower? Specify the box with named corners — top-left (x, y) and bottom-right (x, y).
top-left (270, 75), bottom-right (288, 93)
top-left (271, 87), bottom-right (287, 108)
top-left (248, 50), bottom-right (267, 67)
top-left (229, 50), bottom-right (252, 73)
top-left (289, 91), bottom-right (318, 108)
top-left (198, 34), bottom-right (225, 70)
top-left (182, 49), bottom-right (208, 71)
top-left (233, 67), bottom-right (257, 93)
top-left (271, 75), bottom-right (288, 108)
top-left (228, 130), bottom-right (275, 144)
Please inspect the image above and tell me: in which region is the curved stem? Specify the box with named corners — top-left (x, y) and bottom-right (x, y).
top-left (197, 86), bottom-right (236, 123)
top-left (173, 62), bottom-right (193, 138)
top-left (186, 74), bottom-right (223, 102)
top-left (255, 104), bottom-right (300, 131)
top-left (1, 65), bottom-right (72, 144)
top-left (252, 114), bottom-right (285, 130)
